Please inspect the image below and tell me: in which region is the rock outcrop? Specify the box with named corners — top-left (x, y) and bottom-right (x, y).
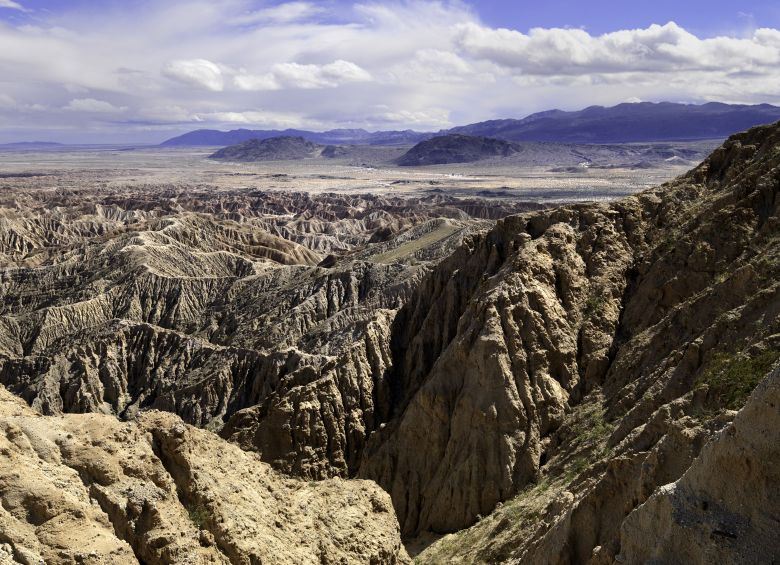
top-left (410, 122), bottom-right (780, 560)
top-left (617, 365), bottom-right (780, 564)
top-left (397, 134), bottom-right (521, 166)
top-left (210, 136), bottom-right (320, 161)
top-left (0, 384), bottom-right (408, 564)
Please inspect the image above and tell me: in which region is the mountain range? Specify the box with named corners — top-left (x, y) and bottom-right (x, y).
top-left (162, 127), bottom-right (429, 147)
top-left (161, 102), bottom-right (780, 147)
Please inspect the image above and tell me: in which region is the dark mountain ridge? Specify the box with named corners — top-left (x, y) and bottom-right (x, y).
top-left (161, 102), bottom-right (780, 147)
top-left (396, 134), bottom-right (522, 166)
top-left (163, 127), bottom-right (430, 147)
top-left (0, 141), bottom-right (64, 151)
top-left (209, 136), bottom-right (320, 161)
top-left (449, 101), bottom-right (780, 143)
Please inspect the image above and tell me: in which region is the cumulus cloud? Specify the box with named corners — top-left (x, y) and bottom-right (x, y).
top-left (162, 59), bottom-right (224, 91)
top-left (235, 60), bottom-right (372, 91)
top-left (194, 110), bottom-right (312, 129)
top-left (455, 22), bottom-right (780, 75)
top-left (0, 0), bottom-right (26, 11)
top-left (392, 48), bottom-right (494, 84)
top-left (64, 98), bottom-right (127, 113)
top-left (367, 106), bottom-right (452, 128)
top-left (1, 1), bottom-right (780, 143)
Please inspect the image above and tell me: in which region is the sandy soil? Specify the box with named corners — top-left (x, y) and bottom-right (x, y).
top-left (0, 143), bottom-right (712, 204)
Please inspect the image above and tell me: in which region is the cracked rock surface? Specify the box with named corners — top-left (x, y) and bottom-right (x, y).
top-left (0, 385), bottom-right (408, 564)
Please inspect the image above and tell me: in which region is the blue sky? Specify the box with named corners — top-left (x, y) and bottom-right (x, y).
top-left (1, 0), bottom-right (779, 142)
top-left (475, 0), bottom-right (780, 36)
top-left (6, 0), bottom-right (780, 34)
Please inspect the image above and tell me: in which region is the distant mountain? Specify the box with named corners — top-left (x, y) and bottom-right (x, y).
top-left (209, 136), bottom-right (320, 161)
top-left (163, 102), bottom-right (780, 148)
top-left (0, 141), bottom-right (63, 150)
top-left (397, 134), bottom-right (522, 166)
top-left (446, 102), bottom-right (780, 143)
top-left (162, 128), bottom-right (429, 147)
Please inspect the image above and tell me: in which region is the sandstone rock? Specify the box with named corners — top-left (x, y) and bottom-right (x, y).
top-left (617, 366), bottom-right (780, 564)
top-left (405, 122), bottom-right (780, 558)
top-left (0, 384), bottom-right (408, 564)
top-left (3, 121), bottom-right (780, 563)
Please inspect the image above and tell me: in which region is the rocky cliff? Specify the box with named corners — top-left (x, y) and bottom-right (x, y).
top-left (617, 365), bottom-right (780, 564)
top-left (411, 122), bottom-right (780, 560)
top-left (1, 121), bottom-right (779, 564)
top-left (0, 384), bottom-right (408, 564)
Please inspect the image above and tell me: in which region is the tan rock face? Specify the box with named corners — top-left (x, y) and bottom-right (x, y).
top-left (359, 206), bottom-right (641, 534)
top-left (617, 365), bottom-right (780, 564)
top-left (0, 385), bottom-right (408, 564)
top-left (408, 124), bottom-right (780, 565)
top-left (374, 121), bottom-right (780, 545)
top-left (0, 189), bottom-right (503, 481)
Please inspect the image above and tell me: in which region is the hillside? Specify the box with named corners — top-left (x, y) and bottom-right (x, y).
top-left (163, 128), bottom-right (429, 147)
top-left (448, 101), bottom-right (780, 143)
top-left (209, 136), bottom-right (320, 161)
top-left (162, 102), bottom-right (780, 148)
top-left (406, 120), bottom-right (780, 560)
top-left (396, 134), bottom-right (522, 166)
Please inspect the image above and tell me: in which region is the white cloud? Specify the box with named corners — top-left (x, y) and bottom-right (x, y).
top-left (1, 1), bottom-right (780, 143)
top-left (234, 73), bottom-right (281, 91)
top-left (235, 60), bottom-right (371, 90)
top-left (137, 105), bottom-right (201, 123)
top-left (162, 59), bottom-right (224, 91)
top-left (0, 94), bottom-right (48, 112)
top-left (0, 94), bottom-right (15, 108)
top-left (368, 107), bottom-right (452, 128)
top-left (195, 110), bottom-right (312, 129)
top-left (64, 98), bottom-right (127, 113)
top-left (392, 48), bottom-right (493, 84)
top-left (0, 0), bottom-right (26, 11)
top-left (455, 22), bottom-right (780, 75)
top-left (229, 2), bottom-right (324, 25)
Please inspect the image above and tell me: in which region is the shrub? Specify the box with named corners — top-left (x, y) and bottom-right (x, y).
top-left (696, 349), bottom-right (780, 410)
top-left (188, 503), bottom-right (209, 529)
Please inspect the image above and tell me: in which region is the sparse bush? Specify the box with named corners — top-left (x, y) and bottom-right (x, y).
top-left (696, 349), bottom-right (780, 410)
top-left (573, 402), bottom-right (614, 445)
top-left (584, 293), bottom-right (607, 315)
top-left (188, 503), bottom-right (209, 529)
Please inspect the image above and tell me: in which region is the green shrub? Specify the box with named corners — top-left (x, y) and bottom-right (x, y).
top-left (696, 349), bottom-right (780, 410)
top-left (188, 503), bottom-right (209, 529)
top-left (584, 294), bottom-right (607, 315)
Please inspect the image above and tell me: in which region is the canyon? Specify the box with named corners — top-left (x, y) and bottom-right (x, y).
top-left (0, 121), bottom-right (779, 564)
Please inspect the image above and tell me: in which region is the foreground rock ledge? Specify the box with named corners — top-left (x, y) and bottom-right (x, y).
top-left (617, 365), bottom-right (780, 564)
top-left (0, 385), bottom-right (409, 565)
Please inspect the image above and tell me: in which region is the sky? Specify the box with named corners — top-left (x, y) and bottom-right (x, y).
top-left (1, 0), bottom-right (779, 143)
